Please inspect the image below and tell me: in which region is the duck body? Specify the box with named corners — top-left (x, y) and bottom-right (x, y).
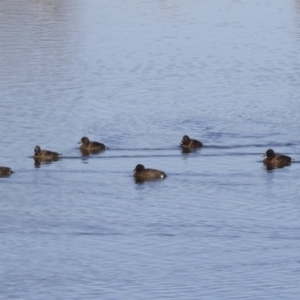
top-left (0, 166), bottom-right (13, 176)
top-left (34, 145), bottom-right (61, 160)
top-left (133, 164), bottom-right (167, 182)
top-left (262, 149), bottom-right (291, 168)
top-left (180, 135), bottom-right (203, 149)
top-left (78, 136), bottom-right (106, 151)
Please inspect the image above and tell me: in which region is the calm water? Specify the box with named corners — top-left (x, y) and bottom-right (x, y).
top-left (1, 0), bottom-right (300, 299)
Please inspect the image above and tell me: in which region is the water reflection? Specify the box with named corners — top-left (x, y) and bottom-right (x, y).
top-left (80, 148), bottom-right (104, 157)
top-left (0, 0), bottom-right (81, 90)
top-left (264, 163), bottom-right (291, 171)
top-left (134, 177), bottom-right (166, 184)
top-left (181, 147), bottom-right (202, 155)
top-left (34, 157), bottom-right (59, 168)
top-left (157, 0), bottom-right (179, 16)
top-left (295, 0), bottom-right (300, 29)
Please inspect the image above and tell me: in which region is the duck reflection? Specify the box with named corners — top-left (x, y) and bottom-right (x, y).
top-left (34, 158), bottom-right (58, 168)
top-left (181, 147), bottom-right (201, 154)
top-left (80, 148), bottom-right (103, 157)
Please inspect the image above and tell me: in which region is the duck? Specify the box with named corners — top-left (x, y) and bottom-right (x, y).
top-left (34, 145), bottom-right (61, 160)
top-left (78, 136), bottom-right (106, 151)
top-left (262, 149), bottom-right (292, 168)
top-left (133, 164), bottom-right (167, 182)
top-left (0, 166), bottom-right (13, 176)
top-left (180, 135), bottom-right (203, 149)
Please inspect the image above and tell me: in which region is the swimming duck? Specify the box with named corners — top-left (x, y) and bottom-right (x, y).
top-left (0, 166), bottom-right (13, 176)
top-left (78, 136), bottom-right (106, 151)
top-left (262, 149), bottom-right (292, 168)
top-left (180, 135), bottom-right (203, 149)
top-left (133, 164), bottom-right (167, 182)
top-left (34, 145), bottom-right (61, 160)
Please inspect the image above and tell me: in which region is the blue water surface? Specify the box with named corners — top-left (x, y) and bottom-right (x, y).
top-left (1, 0), bottom-right (300, 299)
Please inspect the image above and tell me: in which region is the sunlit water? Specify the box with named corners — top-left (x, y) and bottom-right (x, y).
top-left (1, 0), bottom-right (300, 299)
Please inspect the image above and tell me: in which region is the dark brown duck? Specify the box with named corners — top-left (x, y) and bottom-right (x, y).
top-left (133, 164), bottom-right (167, 182)
top-left (0, 166), bottom-right (13, 176)
top-left (262, 149), bottom-right (292, 168)
top-left (180, 135), bottom-right (203, 149)
top-left (34, 145), bottom-right (61, 160)
top-left (78, 136), bottom-right (106, 151)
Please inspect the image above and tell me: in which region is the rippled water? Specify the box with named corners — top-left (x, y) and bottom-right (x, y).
top-left (1, 0), bottom-right (300, 299)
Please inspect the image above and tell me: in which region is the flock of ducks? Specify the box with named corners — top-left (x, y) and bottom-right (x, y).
top-left (0, 135), bottom-right (293, 181)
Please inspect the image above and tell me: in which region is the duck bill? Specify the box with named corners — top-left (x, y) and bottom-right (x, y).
top-left (261, 153), bottom-right (267, 157)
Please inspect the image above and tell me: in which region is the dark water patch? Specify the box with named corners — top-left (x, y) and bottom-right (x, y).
top-left (73, 231), bottom-right (124, 236)
top-left (267, 235), bottom-right (300, 241)
top-left (26, 143), bottom-right (299, 155)
top-left (59, 154), bottom-right (185, 159)
top-left (0, 176), bottom-right (13, 180)
top-left (102, 147), bottom-right (182, 151)
top-left (147, 233), bottom-right (176, 237)
top-left (30, 148), bottom-right (298, 158)
top-left (39, 152), bottom-right (285, 159)
top-left (206, 142), bottom-right (298, 149)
